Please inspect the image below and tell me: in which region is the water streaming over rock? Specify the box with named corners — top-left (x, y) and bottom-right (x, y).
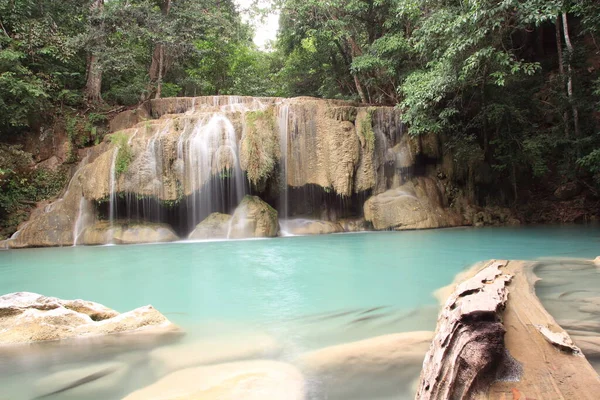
top-left (4, 95), bottom-right (461, 248)
top-left (277, 102), bottom-right (290, 221)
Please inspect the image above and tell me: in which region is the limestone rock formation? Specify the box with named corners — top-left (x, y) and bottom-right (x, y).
top-left (416, 261), bottom-right (512, 400)
top-left (122, 360), bottom-right (305, 400)
top-left (280, 219), bottom-right (343, 235)
top-left (150, 333), bottom-right (282, 374)
top-left (188, 213), bottom-right (232, 240)
top-left (82, 221), bottom-right (178, 245)
top-left (364, 177), bottom-right (464, 230)
top-left (0, 292), bottom-right (178, 344)
top-left (298, 331), bottom-right (433, 399)
top-left (228, 196), bottom-right (278, 238)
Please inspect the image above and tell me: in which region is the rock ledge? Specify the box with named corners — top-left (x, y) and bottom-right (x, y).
top-left (0, 292), bottom-right (178, 345)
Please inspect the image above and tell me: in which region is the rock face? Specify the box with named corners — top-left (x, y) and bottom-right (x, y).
top-left (122, 360), bottom-right (305, 400)
top-left (0, 292), bottom-right (177, 344)
top-left (228, 196), bottom-right (279, 238)
top-left (82, 221), bottom-right (178, 245)
top-left (364, 177), bottom-right (464, 230)
top-left (299, 331), bottom-right (433, 399)
top-left (416, 260), bottom-right (512, 400)
top-left (188, 213), bottom-right (232, 240)
top-left (280, 219), bottom-right (343, 235)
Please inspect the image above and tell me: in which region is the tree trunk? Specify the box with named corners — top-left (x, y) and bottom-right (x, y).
top-left (85, 0), bottom-right (104, 104)
top-left (353, 74), bottom-right (368, 104)
top-left (149, 0), bottom-right (172, 99)
top-left (562, 12), bottom-right (580, 137)
top-left (555, 16), bottom-right (569, 138)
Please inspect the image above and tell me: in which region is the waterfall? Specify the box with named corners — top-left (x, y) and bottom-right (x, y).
top-left (72, 195), bottom-right (92, 246)
top-left (108, 148), bottom-right (119, 243)
top-left (177, 113), bottom-right (246, 232)
top-left (277, 102), bottom-right (290, 221)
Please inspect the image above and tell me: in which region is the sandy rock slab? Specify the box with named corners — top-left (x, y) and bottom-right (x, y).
top-left (0, 292), bottom-right (178, 345)
top-left (150, 333), bottom-right (282, 375)
top-left (188, 213), bottom-right (232, 240)
top-left (298, 331), bottom-right (433, 399)
top-left (122, 360), bottom-right (304, 400)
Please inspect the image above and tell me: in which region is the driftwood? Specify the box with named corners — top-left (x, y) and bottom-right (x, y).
top-left (415, 260), bottom-right (513, 400)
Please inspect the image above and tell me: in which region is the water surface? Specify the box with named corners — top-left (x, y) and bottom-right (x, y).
top-left (0, 225), bottom-right (598, 399)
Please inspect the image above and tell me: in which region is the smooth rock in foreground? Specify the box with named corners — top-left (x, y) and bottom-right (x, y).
top-left (228, 196), bottom-right (279, 238)
top-left (188, 213), bottom-right (232, 240)
top-left (122, 360), bottom-right (304, 400)
top-left (298, 331), bottom-right (433, 399)
top-left (0, 292), bottom-right (177, 344)
top-left (150, 333), bottom-right (282, 374)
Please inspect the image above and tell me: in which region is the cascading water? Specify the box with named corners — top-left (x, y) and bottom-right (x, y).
top-left (277, 103), bottom-right (290, 221)
top-left (108, 148), bottom-right (119, 243)
top-left (177, 113), bottom-right (246, 233)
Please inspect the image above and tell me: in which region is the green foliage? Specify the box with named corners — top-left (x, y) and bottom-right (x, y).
top-left (0, 145), bottom-right (68, 238)
top-left (109, 132), bottom-right (133, 176)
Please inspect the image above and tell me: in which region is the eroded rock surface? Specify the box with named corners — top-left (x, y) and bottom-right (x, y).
top-left (228, 196), bottom-right (278, 238)
top-left (416, 260), bottom-right (512, 400)
top-left (122, 360), bottom-right (304, 400)
top-left (0, 292), bottom-right (177, 344)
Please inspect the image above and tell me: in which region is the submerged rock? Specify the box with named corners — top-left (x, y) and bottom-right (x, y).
top-left (363, 177), bottom-right (463, 230)
top-left (122, 360), bottom-right (304, 400)
top-left (35, 361), bottom-right (129, 399)
top-left (228, 196), bottom-right (278, 238)
top-left (81, 221), bottom-right (178, 245)
top-left (149, 333), bottom-right (282, 374)
top-left (280, 219), bottom-right (343, 236)
top-left (0, 292), bottom-right (178, 345)
top-left (298, 331), bottom-right (433, 399)
top-left (188, 213), bottom-right (232, 240)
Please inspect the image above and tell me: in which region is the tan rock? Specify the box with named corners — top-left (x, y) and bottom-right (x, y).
top-left (150, 333), bottom-right (282, 374)
top-left (228, 196), bottom-right (278, 238)
top-left (363, 177), bottom-right (463, 231)
top-left (280, 219), bottom-right (343, 236)
top-left (338, 218), bottom-right (368, 232)
top-left (109, 107), bottom-right (150, 132)
top-left (188, 213), bottom-right (232, 240)
top-left (0, 292), bottom-right (178, 344)
top-left (82, 221), bottom-right (178, 245)
top-left (298, 331), bottom-right (433, 399)
top-left (122, 360), bottom-right (305, 400)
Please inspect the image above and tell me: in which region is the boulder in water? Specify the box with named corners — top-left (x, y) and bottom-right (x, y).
top-left (0, 292), bottom-right (178, 344)
top-left (298, 331), bottom-right (433, 399)
top-left (280, 219), bottom-right (343, 235)
top-left (81, 221), bottom-right (178, 245)
top-left (188, 213), bottom-right (232, 240)
top-left (228, 196), bottom-right (278, 238)
top-left (122, 360), bottom-right (305, 400)
top-left (363, 177), bottom-right (463, 230)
